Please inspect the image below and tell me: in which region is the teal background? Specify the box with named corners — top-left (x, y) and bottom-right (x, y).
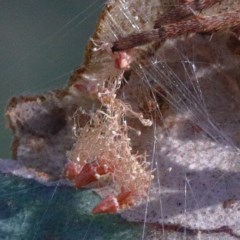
top-left (0, 174), bottom-right (143, 240)
top-left (0, 0), bottom-right (105, 158)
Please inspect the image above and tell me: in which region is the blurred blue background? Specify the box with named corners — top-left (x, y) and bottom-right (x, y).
top-left (0, 0), bottom-right (105, 158)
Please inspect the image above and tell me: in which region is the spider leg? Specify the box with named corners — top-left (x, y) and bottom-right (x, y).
top-left (112, 10), bottom-right (240, 52)
top-left (154, 0), bottom-right (222, 27)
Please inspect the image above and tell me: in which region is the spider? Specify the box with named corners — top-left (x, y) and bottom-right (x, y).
top-left (66, 0), bottom-right (240, 214)
top-left (112, 0), bottom-right (240, 53)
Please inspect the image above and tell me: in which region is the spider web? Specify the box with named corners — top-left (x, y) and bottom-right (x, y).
top-left (1, 0), bottom-right (240, 239)
top-left (91, 0), bottom-right (240, 239)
